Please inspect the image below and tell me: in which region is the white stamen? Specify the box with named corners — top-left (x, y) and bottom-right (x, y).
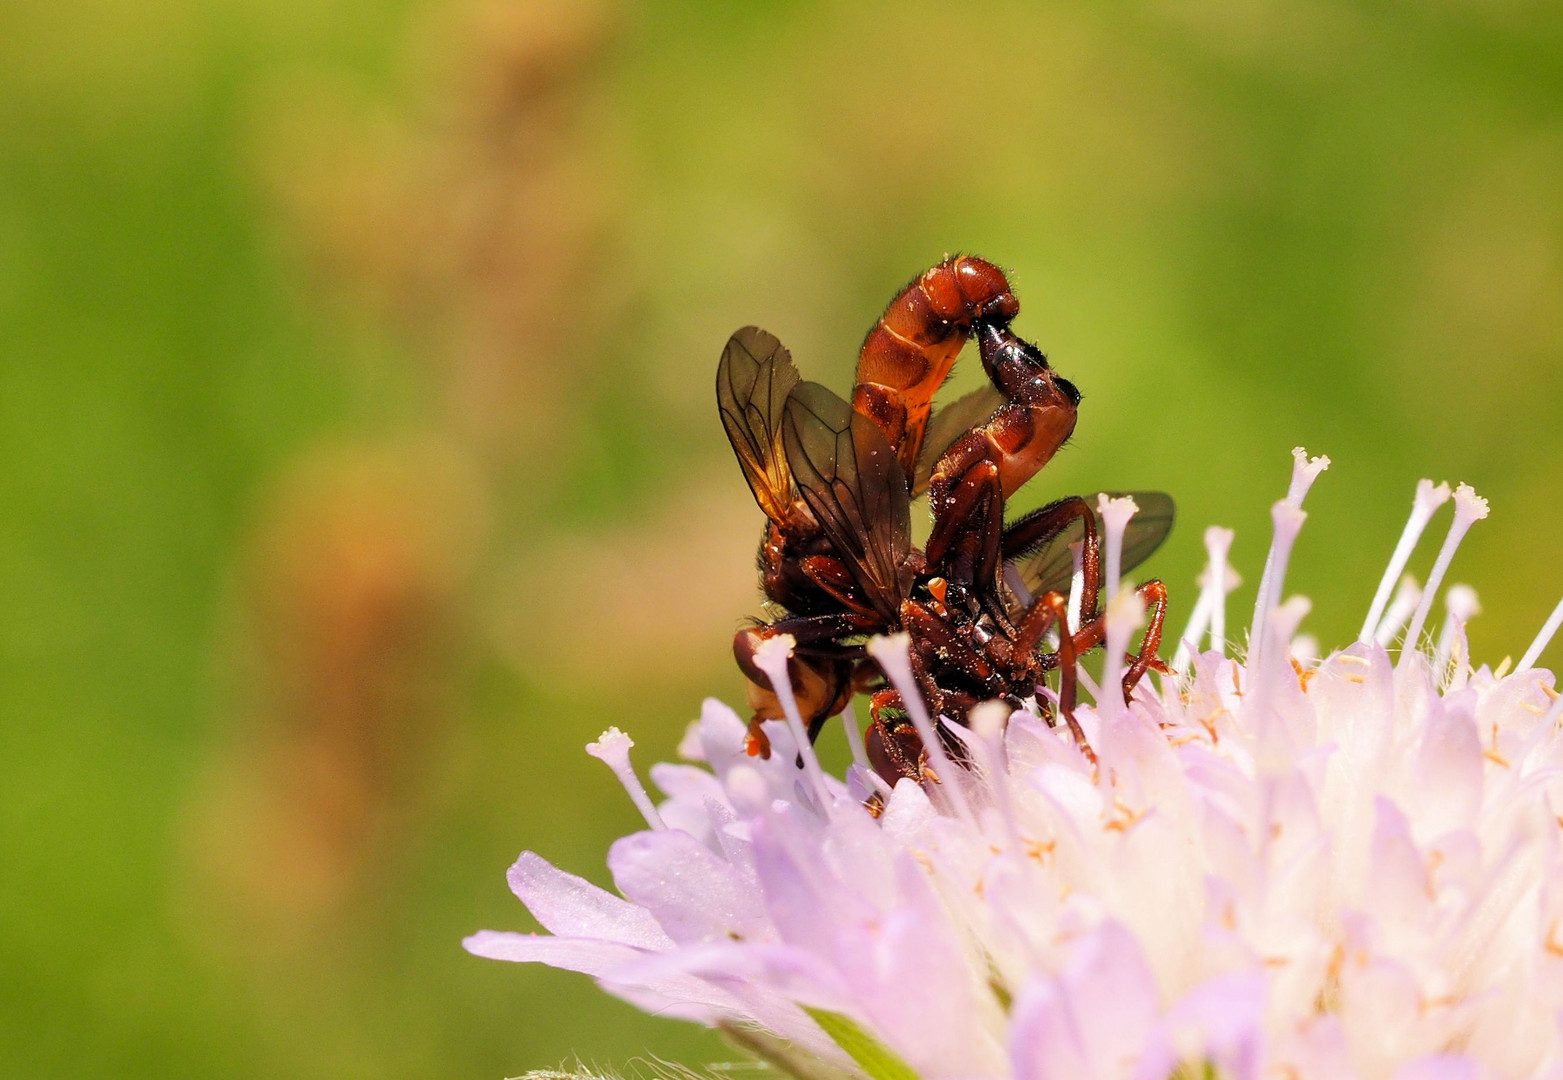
top-left (1249, 450), bottom-right (1327, 673)
top-left (1290, 634), bottom-right (1320, 665)
top-left (1100, 585), bottom-right (1147, 723)
top-left (1398, 484), bottom-right (1488, 669)
top-left (1269, 595), bottom-right (1312, 656)
top-left (1358, 480), bottom-right (1451, 644)
top-left (1098, 494), bottom-right (1139, 609)
top-left (1204, 526), bottom-right (1237, 652)
top-left (1066, 540), bottom-right (1085, 634)
top-left (1171, 589), bottom-right (1213, 675)
top-left (839, 701), bottom-right (869, 771)
top-left (586, 727), bottom-right (666, 831)
top-left (751, 634), bottom-right (835, 814)
top-left (1375, 575), bottom-right (1422, 646)
top-left (1435, 584), bottom-right (1481, 675)
top-left (1248, 500), bottom-right (1309, 676)
top-left (1516, 594), bottom-right (1563, 674)
top-left (1174, 527), bottom-right (1243, 673)
top-left (867, 633), bottom-right (975, 825)
top-left (969, 699), bottom-right (1008, 741)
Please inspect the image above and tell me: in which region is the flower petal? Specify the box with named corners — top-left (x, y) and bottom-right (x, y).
top-left (608, 828), bottom-right (771, 944)
top-left (1390, 1054), bottom-right (1480, 1080)
top-left (1414, 699), bottom-right (1484, 836)
top-left (460, 931), bottom-right (725, 1023)
top-left (1010, 922), bottom-right (1159, 1080)
top-left (506, 851), bottom-right (672, 950)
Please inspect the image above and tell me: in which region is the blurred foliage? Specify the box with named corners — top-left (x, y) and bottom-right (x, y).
top-left (1, 0), bottom-right (1561, 1076)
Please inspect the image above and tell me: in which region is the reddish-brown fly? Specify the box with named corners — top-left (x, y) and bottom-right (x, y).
top-left (717, 256), bottom-right (1172, 783)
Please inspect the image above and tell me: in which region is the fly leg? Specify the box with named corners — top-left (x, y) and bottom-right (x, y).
top-left (900, 599), bottom-right (1005, 699)
top-left (925, 443), bottom-right (1009, 624)
top-left (925, 441), bottom-right (1003, 574)
top-left (1008, 495), bottom-right (1167, 702)
top-left (865, 689), bottom-right (922, 783)
top-left (1002, 495), bottom-right (1103, 624)
top-left (862, 638), bottom-right (967, 785)
top-left (1038, 580), bottom-right (1170, 706)
top-left (864, 691), bottom-right (981, 786)
top-left (1009, 589), bottom-right (1095, 763)
top-left (1119, 580), bottom-right (1169, 699)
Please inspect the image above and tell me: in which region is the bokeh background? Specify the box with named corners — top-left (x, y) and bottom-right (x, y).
top-left (3, 0), bottom-right (1561, 1075)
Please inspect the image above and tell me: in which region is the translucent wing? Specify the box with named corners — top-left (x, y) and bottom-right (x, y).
top-left (1007, 491), bottom-right (1175, 599)
top-left (782, 381), bottom-right (910, 622)
top-left (717, 326), bottom-right (801, 524)
top-left (910, 383), bottom-right (1006, 496)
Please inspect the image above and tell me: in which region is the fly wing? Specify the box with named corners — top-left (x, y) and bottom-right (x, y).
top-left (782, 381), bottom-right (910, 622)
top-left (1007, 491), bottom-right (1175, 600)
top-left (717, 326), bottom-right (801, 524)
top-left (910, 383), bottom-right (1006, 496)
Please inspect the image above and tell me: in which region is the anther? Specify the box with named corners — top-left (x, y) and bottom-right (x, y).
top-left (1435, 584), bottom-right (1481, 676)
top-left (587, 727), bottom-right (666, 831)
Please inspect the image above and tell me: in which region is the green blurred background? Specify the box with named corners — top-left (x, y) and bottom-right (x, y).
top-left (2, 0), bottom-right (1560, 1075)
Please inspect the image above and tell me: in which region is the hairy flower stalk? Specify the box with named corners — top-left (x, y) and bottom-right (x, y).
top-left (468, 451), bottom-right (1563, 1080)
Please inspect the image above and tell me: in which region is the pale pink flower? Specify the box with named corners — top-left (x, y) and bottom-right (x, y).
top-left (468, 450), bottom-right (1563, 1080)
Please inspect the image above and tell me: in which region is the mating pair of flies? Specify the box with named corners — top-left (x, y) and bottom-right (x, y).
top-left (718, 256), bottom-right (1172, 784)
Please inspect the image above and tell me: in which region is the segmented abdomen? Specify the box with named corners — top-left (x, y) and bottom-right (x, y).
top-left (852, 255), bottom-right (1019, 475)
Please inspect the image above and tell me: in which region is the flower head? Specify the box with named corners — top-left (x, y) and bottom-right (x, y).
top-left (468, 452), bottom-right (1563, 1080)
